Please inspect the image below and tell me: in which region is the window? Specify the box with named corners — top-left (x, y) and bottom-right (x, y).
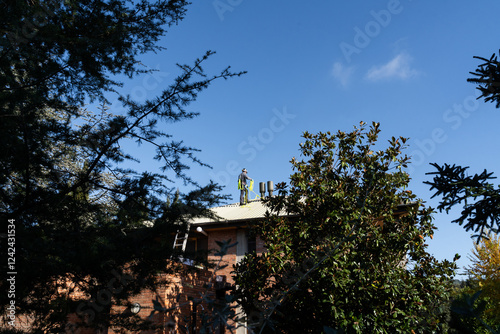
top-left (247, 233), bottom-right (256, 254)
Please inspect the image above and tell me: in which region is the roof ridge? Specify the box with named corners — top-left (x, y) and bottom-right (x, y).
top-left (216, 199), bottom-right (262, 209)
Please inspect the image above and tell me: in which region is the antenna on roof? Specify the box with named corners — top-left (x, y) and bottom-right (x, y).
top-left (259, 182), bottom-right (266, 199)
top-left (267, 181), bottom-right (274, 197)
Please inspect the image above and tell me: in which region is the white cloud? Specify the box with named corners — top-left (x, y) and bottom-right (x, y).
top-left (332, 61), bottom-right (355, 87)
top-left (365, 53), bottom-right (420, 81)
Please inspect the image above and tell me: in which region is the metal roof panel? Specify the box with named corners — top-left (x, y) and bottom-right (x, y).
top-left (191, 199), bottom-right (273, 225)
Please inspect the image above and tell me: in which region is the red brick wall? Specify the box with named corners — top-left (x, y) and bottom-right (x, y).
top-left (6, 226), bottom-right (260, 334)
top-left (256, 235), bottom-right (266, 255)
top-left (206, 228), bottom-right (266, 286)
top-left (107, 266), bottom-right (217, 334)
top-left (15, 266), bottom-right (221, 334)
top-left (207, 229), bottom-right (238, 284)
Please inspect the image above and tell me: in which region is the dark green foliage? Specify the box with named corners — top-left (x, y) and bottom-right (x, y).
top-left (426, 50), bottom-right (500, 240)
top-left (467, 51), bottom-right (500, 108)
top-left (425, 163), bottom-right (500, 240)
top-left (0, 0), bottom-right (244, 331)
top-left (233, 122), bottom-right (457, 333)
top-left (449, 290), bottom-right (500, 334)
top-left (425, 50), bottom-right (500, 333)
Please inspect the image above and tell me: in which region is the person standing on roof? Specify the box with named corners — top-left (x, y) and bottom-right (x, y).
top-left (238, 168), bottom-right (253, 205)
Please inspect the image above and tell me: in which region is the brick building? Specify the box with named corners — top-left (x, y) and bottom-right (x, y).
top-left (5, 194), bottom-right (279, 334)
top-left (5, 189), bottom-right (413, 333)
top-left (119, 195), bottom-right (282, 334)
top-left (112, 180), bottom-right (284, 333)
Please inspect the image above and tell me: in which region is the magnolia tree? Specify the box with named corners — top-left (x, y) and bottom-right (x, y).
top-left (233, 122), bottom-right (458, 333)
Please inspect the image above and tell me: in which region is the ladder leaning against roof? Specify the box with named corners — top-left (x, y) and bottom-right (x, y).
top-left (166, 189), bottom-right (191, 255)
top-left (172, 224), bottom-right (190, 254)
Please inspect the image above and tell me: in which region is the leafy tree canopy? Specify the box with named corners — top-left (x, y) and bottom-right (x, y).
top-left (0, 0), bottom-right (244, 331)
top-left (233, 122), bottom-right (458, 334)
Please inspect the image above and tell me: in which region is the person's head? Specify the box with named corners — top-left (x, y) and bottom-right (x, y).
top-left (242, 168), bottom-right (247, 173)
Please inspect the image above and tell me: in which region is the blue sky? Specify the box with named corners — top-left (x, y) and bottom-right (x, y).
top-left (112, 1), bottom-right (500, 272)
